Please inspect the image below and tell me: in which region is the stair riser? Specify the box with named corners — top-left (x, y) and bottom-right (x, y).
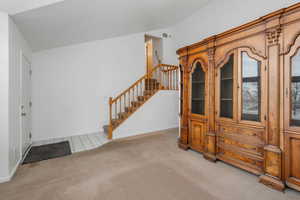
top-left (145, 83), bottom-right (160, 90)
top-left (118, 113), bottom-right (128, 119)
top-left (137, 96), bottom-right (147, 101)
top-left (131, 102), bottom-right (142, 107)
top-left (145, 79), bottom-right (158, 83)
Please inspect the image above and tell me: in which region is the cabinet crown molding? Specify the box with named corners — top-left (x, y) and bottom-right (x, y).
top-left (177, 2), bottom-right (300, 56)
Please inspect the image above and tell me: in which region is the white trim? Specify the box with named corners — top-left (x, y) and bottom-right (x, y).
top-left (21, 144), bottom-right (32, 162)
top-left (0, 159), bottom-right (21, 183)
top-left (113, 126), bottom-right (179, 140)
top-left (20, 53), bottom-right (32, 156)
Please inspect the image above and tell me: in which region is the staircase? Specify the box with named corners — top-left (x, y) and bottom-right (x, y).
top-left (103, 64), bottom-right (179, 139)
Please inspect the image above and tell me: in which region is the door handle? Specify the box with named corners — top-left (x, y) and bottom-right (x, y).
top-left (21, 112), bottom-right (26, 116)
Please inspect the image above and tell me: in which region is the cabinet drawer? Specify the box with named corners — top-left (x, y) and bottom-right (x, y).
top-left (217, 124), bottom-right (265, 174)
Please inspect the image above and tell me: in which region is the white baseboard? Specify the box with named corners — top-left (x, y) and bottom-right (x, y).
top-left (0, 174), bottom-right (10, 183)
top-left (0, 158), bottom-right (21, 183)
top-left (113, 126), bottom-right (179, 140)
top-left (0, 144), bottom-right (32, 184)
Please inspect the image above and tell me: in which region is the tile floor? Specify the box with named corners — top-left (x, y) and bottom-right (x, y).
top-left (32, 132), bottom-right (109, 153)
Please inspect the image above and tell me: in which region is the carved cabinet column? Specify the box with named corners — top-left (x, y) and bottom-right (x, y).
top-left (178, 53), bottom-right (189, 149)
top-left (259, 26), bottom-right (285, 191)
top-left (203, 47), bottom-right (217, 161)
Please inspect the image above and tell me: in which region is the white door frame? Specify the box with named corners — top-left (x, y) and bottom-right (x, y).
top-left (20, 53), bottom-right (32, 158)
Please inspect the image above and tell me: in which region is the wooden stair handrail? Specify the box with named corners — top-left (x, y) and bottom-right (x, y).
top-left (111, 74), bottom-right (147, 104)
top-left (111, 64), bottom-right (177, 103)
top-left (107, 64), bottom-right (179, 139)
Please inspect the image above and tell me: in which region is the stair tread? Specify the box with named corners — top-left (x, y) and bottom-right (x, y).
top-left (125, 106), bottom-right (134, 112)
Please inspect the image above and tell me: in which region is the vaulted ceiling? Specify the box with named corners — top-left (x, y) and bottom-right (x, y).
top-left (3, 0), bottom-right (210, 51)
top-left (0, 0), bottom-right (65, 14)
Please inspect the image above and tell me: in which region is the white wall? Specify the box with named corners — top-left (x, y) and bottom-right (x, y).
top-left (0, 13), bottom-right (32, 182)
top-left (0, 12), bottom-right (10, 181)
top-left (113, 90), bottom-right (179, 139)
top-left (32, 28), bottom-right (177, 142)
top-left (171, 0), bottom-right (300, 50)
top-left (8, 18), bottom-right (32, 175)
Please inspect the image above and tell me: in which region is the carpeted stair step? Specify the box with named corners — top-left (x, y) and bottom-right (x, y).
top-left (145, 82), bottom-right (160, 90)
top-left (144, 90), bottom-right (154, 96)
top-left (125, 106), bottom-right (134, 113)
top-left (131, 101), bottom-right (143, 107)
top-left (111, 119), bottom-right (121, 126)
top-left (118, 112), bottom-right (129, 119)
top-left (137, 96), bottom-right (147, 101)
top-left (145, 78), bottom-right (157, 83)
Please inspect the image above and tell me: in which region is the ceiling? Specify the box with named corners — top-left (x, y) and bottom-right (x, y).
top-left (10, 0), bottom-right (210, 51)
top-left (0, 0), bottom-right (65, 15)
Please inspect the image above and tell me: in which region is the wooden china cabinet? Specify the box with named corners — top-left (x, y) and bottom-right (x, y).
top-left (177, 3), bottom-right (300, 192)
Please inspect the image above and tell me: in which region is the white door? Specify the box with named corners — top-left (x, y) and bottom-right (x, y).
top-left (21, 55), bottom-right (32, 155)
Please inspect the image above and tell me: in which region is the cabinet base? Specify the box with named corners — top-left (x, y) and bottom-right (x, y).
top-left (259, 175), bottom-right (285, 191)
top-left (203, 153), bottom-right (217, 162)
top-left (178, 142), bottom-right (189, 150)
top-left (286, 181), bottom-right (300, 192)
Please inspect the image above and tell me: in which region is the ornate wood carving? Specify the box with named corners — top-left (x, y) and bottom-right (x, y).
top-left (215, 46), bottom-right (266, 69)
top-left (189, 57), bottom-right (208, 73)
top-left (208, 47), bottom-right (215, 61)
top-left (282, 31), bottom-right (300, 55)
top-left (266, 27), bottom-right (282, 46)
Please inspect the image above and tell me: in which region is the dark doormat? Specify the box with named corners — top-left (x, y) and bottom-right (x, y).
top-left (23, 141), bottom-right (72, 164)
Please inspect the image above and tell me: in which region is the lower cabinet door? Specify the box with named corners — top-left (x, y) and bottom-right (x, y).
top-left (189, 120), bottom-right (206, 152)
top-left (285, 133), bottom-right (300, 190)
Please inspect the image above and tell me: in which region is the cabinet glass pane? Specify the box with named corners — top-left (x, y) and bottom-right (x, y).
top-left (192, 100), bottom-right (205, 115)
top-left (291, 49), bottom-right (300, 126)
top-left (220, 54), bottom-right (234, 118)
top-left (220, 100), bottom-right (233, 118)
top-left (192, 62), bottom-right (205, 115)
top-left (221, 80), bottom-right (233, 99)
top-left (241, 52), bottom-right (261, 122)
top-left (192, 63), bottom-right (205, 81)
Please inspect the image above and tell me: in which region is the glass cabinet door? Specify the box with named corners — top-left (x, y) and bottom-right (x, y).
top-left (217, 49), bottom-right (265, 124)
top-left (237, 48), bottom-right (265, 125)
top-left (284, 42), bottom-right (300, 131)
top-left (220, 54), bottom-right (234, 118)
top-left (191, 62), bottom-right (205, 115)
top-left (241, 52), bottom-right (261, 122)
top-left (291, 49), bottom-right (300, 126)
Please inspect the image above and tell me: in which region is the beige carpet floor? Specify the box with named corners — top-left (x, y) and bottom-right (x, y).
top-left (0, 128), bottom-right (300, 200)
